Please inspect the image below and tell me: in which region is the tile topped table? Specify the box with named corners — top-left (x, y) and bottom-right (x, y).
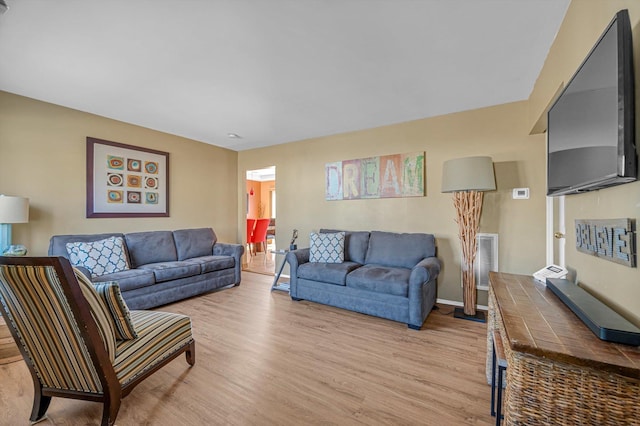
top-left (488, 272), bottom-right (640, 425)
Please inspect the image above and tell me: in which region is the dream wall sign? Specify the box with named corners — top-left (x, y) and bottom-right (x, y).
top-left (87, 137), bottom-right (169, 218)
top-left (575, 219), bottom-right (636, 267)
top-left (325, 152), bottom-right (425, 200)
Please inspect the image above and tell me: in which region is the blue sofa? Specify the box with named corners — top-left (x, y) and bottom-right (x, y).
top-left (48, 228), bottom-right (243, 309)
top-left (286, 230), bottom-right (441, 329)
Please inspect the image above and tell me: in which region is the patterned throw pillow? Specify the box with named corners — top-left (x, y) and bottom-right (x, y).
top-left (73, 268), bottom-right (117, 362)
top-left (309, 232), bottom-right (345, 263)
top-left (93, 282), bottom-right (138, 340)
top-left (66, 236), bottom-right (130, 278)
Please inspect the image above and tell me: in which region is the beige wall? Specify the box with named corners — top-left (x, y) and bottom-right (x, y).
top-left (529, 0), bottom-right (640, 325)
top-left (7, 0), bottom-right (637, 315)
top-left (0, 91), bottom-right (239, 256)
top-left (238, 101), bottom-right (547, 304)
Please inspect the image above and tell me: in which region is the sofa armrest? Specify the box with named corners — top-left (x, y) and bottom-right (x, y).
top-left (285, 248), bottom-right (310, 298)
top-left (213, 242), bottom-right (245, 285)
top-left (213, 242), bottom-right (244, 258)
top-left (409, 257), bottom-right (441, 286)
top-left (408, 256), bottom-right (441, 328)
top-left (285, 248), bottom-right (310, 269)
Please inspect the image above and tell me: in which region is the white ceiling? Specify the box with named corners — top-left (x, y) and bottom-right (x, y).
top-left (0, 0), bottom-right (570, 151)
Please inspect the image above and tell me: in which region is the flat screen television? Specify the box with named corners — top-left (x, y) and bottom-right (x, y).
top-left (547, 9), bottom-right (636, 196)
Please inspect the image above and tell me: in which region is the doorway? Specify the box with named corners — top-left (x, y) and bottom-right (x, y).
top-left (245, 166), bottom-right (276, 275)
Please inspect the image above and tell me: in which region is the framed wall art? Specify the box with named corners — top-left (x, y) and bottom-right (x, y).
top-left (325, 151), bottom-right (425, 200)
top-left (86, 137), bottom-right (170, 218)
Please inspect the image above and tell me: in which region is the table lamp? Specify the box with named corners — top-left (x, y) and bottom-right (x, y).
top-left (441, 156), bottom-right (496, 321)
top-left (0, 195), bottom-right (29, 255)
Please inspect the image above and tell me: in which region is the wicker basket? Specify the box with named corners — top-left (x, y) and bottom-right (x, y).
top-left (505, 348), bottom-right (640, 425)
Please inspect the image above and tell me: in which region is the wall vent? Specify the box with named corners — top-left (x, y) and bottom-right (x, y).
top-left (475, 233), bottom-right (498, 291)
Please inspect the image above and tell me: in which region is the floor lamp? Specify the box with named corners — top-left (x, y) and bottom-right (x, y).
top-left (0, 195), bottom-right (30, 255)
top-left (441, 156), bottom-right (496, 322)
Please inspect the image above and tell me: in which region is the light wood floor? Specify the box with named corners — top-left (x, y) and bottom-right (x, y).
top-left (244, 251), bottom-right (276, 275)
top-left (244, 244), bottom-right (277, 276)
top-left (0, 272), bottom-right (493, 425)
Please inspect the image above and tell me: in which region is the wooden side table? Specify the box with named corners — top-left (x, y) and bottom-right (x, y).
top-left (488, 272), bottom-right (640, 425)
top-left (0, 315), bottom-right (22, 364)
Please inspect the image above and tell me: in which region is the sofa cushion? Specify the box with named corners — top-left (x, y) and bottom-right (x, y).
top-left (310, 232), bottom-right (345, 263)
top-left (66, 236), bottom-right (130, 278)
top-left (173, 228), bottom-right (217, 261)
top-left (183, 255), bottom-right (234, 273)
top-left (139, 261), bottom-right (201, 283)
top-left (92, 268), bottom-right (156, 292)
top-left (125, 231), bottom-right (177, 267)
top-left (364, 231), bottom-right (436, 269)
top-left (346, 264), bottom-right (411, 297)
top-left (320, 229), bottom-right (370, 264)
top-left (298, 261), bottom-right (362, 286)
top-left (93, 282), bottom-right (138, 340)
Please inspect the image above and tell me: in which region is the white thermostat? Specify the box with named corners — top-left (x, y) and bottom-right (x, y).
top-left (512, 188), bottom-right (530, 199)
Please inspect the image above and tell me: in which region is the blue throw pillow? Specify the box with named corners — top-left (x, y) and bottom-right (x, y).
top-left (309, 232), bottom-right (345, 263)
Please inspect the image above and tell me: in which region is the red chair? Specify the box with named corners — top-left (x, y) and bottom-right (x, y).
top-left (266, 218), bottom-right (276, 246)
top-left (250, 218), bottom-right (270, 260)
top-left (246, 218), bottom-right (256, 259)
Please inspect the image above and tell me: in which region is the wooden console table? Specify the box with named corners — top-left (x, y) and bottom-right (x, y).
top-left (488, 272), bottom-right (640, 425)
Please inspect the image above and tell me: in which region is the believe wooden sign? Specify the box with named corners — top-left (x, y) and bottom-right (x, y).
top-left (575, 219), bottom-right (636, 267)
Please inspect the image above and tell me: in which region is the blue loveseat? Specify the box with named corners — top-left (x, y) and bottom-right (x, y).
top-left (286, 229), bottom-right (441, 329)
top-left (48, 228), bottom-right (243, 309)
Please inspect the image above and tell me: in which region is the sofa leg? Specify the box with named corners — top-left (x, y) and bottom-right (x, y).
top-left (408, 324), bottom-right (422, 330)
top-left (291, 297), bottom-right (303, 301)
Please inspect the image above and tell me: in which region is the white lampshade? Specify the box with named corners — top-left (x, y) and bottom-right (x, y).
top-left (441, 156), bottom-right (496, 193)
top-left (0, 195), bottom-right (29, 223)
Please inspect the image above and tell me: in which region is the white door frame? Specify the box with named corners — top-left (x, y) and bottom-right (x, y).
top-left (546, 195), bottom-right (565, 267)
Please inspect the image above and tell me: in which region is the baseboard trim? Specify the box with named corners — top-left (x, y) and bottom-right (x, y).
top-left (436, 298), bottom-right (488, 311)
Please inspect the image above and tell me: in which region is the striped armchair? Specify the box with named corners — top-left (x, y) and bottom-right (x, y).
top-left (0, 256), bottom-right (196, 426)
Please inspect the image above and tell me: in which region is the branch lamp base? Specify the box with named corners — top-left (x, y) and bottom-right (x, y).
top-left (453, 307), bottom-right (486, 323)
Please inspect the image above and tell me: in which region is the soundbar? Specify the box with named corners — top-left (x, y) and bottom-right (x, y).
top-left (546, 278), bottom-right (640, 346)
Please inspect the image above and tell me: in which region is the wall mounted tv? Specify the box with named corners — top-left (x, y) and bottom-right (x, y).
top-left (547, 9), bottom-right (636, 196)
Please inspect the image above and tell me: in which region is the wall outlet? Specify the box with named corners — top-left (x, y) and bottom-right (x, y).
top-left (512, 188), bottom-right (530, 199)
